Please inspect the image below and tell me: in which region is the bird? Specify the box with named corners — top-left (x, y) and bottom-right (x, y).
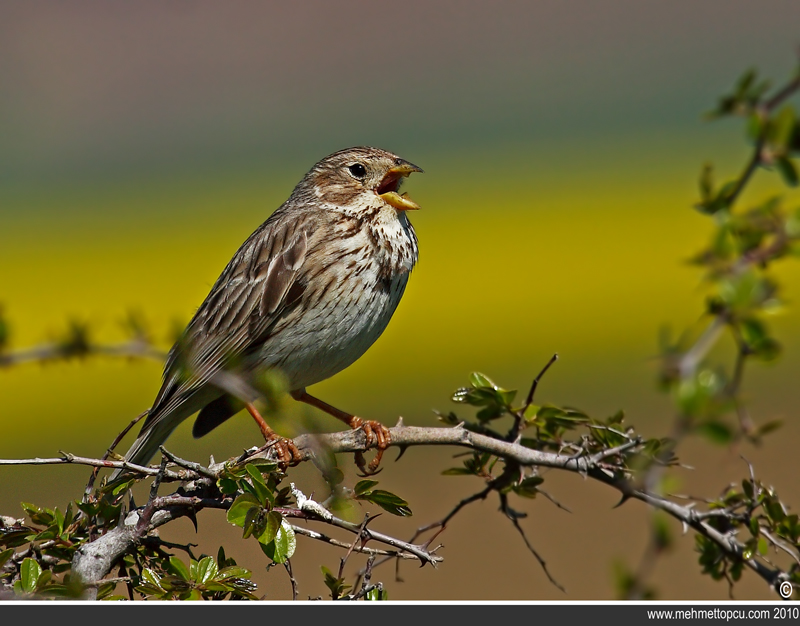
top-left (111, 146), bottom-right (422, 480)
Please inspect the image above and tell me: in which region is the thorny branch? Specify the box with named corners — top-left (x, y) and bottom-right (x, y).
top-left (1, 417), bottom-right (792, 597)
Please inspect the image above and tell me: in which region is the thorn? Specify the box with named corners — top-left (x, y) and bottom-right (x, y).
top-left (395, 445), bottom-right (409, 462)
top-left (395, 416), bottom-right (405, 427)
top-left (612, 494), bottom-right (632, 509)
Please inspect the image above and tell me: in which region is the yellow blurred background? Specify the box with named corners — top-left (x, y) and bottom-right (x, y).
top-left (2, 1), bottom-right (800, 600)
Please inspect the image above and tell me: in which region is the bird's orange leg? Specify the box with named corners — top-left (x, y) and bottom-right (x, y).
top-left (290, 390), bottom-right (390, 475)
top-left (246, 402), bottom-right (301, 468)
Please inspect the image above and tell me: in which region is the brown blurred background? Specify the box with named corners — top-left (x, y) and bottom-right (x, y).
top-left (1, 0), bottom-right (800, 600)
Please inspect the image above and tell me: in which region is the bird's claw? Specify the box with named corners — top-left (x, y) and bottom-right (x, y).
top-left (258, 436), bottom-right (302, 469)
top-left (352, 419), bottom-right (391, 476)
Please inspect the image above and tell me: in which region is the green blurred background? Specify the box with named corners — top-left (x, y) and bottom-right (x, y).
top-left (2, 0), bottom-right (800, 600)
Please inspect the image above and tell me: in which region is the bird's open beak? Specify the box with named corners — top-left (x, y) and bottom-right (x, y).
top-left (378, 161), bottom-right (423, 211)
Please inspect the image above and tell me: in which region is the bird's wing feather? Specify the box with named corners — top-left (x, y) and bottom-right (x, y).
top-left (142, 216), bottom-right (310, 432)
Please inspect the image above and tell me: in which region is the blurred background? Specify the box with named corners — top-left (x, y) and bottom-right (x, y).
top-left (2, 0), bottom-right (800, 600)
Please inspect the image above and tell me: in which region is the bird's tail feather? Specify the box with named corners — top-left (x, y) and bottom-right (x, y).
top-left (108, 417), bottom-right (181, 482)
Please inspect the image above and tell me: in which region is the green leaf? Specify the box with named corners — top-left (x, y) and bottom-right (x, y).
top-left (21, 502), bottom-right (55, 526)
top-left (217, 566), bottom-right (252, 581)
top-left (110, 478), bottom-right (136, 497)
top-left (0, 548), bottom-right (14, 570)
top-left (495, 387), bottom-right (517, 407)
top-left (217, 477), bottom-right (240, 495)
top-left (522, 403), bottom-right (541, 421)
top-left (776, 156), bottom-right (799, 187)
top-left (20, 558), bottom-right (42, 593)
top-left (226, 493), bottom-right (261, 527)
top-left (765, 499), bottom-right (786, 523)
top-left (469, 372), bottom-right (496, 389)
top-left (364, 490), bottom-right (412, 517)
top-left (141, 568), bottom-right (163, 590)
top-left (354, 480), bottom-right (379, 496)
top-left (260, 520), bottom-right (296, 564)
top-left (770, 106), bottom-right (797, 150)
top-left (756, 419), bottom-right (783, 437)
top-left (242, 505), bottom-right (261, 540)
top-left (256, 511), bottom-right (283, 546)
top-left (441, 467), bottom-right (474, 476)
top-left (53, 507), bottom-right (65, 536)
top-left (366, 586), bottom-right (388, 601)
top-left (168, 556), bottom-right (190, 581)
top-left (245, 464), bottom-right (274, 506)
top-left (320, 565), bottom-right (351, 598)
top-left (194, 556), bottom-right (219, 584)
top-left (514, 476), bottom-right (544, 498)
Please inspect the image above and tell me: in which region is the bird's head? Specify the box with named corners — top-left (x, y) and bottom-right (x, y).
top-left (298, 146), bottom-right (423, 214)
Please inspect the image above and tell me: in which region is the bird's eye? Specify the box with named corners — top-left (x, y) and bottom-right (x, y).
top-left (348, 163), bottom-right (367, 179)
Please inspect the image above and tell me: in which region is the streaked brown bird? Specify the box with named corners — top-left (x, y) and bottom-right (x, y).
top-left (112, 146), bottom-right (422, 479)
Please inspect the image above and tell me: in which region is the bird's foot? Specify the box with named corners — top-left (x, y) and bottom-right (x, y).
top-left (258, 435), bottom-right (302, 470)
top-left (350, 417), bottom-right (391, 476)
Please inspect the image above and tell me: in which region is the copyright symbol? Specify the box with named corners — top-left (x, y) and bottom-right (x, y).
top-left (779, 581), bottom-right (793, 599)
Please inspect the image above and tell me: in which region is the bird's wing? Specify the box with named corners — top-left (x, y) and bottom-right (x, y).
top-left (142, 215), bottom-right (310, 431)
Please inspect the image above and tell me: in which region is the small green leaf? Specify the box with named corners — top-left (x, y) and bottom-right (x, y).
top-left (21, 502), bottom-right (55, 526)
top-left (522, 403), bottom-right (541, 421)
top-left (0, 548), bottom-right (14, 570)
top-left (261, 520), bottom-right (296, 564)
top-left (366, 586), bottom-right (388, 601)
top-left (364, 490), bottom-right (412, 517)
top-left (20, 558), bottom-right (42, 593)
top-left (141, 568), bottom-right (163, 590)
top-left (441, 467), bottom-right (474, 476)
top-left (765, 499), bottom-right (786, 523)
top-left (217, 477), bottom-right (240, 495)
top-left (354, 480), bottom-right (379, 496)
top-left (110, 478), bottom-right (136, 497)
top-left (217, 566), bottom-right (252, 581)
top-left (242, 506), bottom-right (261, 540)
top-left (245, 464), bottom-right (274, 506)
top-left (168, 556), bottom-right (190, 581)
top-left (776, 156), bottom-right (798, 187)
top-left (514, 475), bottom-right (544, 498)
top-left (756, 419), bottom-right (783, 437)
top-left (256, 511), bottom-right (282, 546)
top-left (194, 556), bottom-right (219, 584)
top-left (226, 494), bottom-right (261, 527)
top-left (469, 372), bottom-right (496, 389)
top-left (770, 106), bottom-right (797, 150)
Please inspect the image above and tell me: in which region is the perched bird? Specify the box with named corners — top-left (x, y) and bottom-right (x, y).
top-left (112, 146), bottom-right (422, 479)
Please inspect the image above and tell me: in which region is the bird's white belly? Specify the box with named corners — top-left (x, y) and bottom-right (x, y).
top-left (256, 260), bottom-right (409, 391)
top-left (261, 273), bottom-right (408, 390)
top-left (251, 205), bottom-right (416, 391)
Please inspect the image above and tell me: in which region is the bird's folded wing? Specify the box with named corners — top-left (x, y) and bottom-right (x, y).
top-left (142, 222), bottom-right (310, 430)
